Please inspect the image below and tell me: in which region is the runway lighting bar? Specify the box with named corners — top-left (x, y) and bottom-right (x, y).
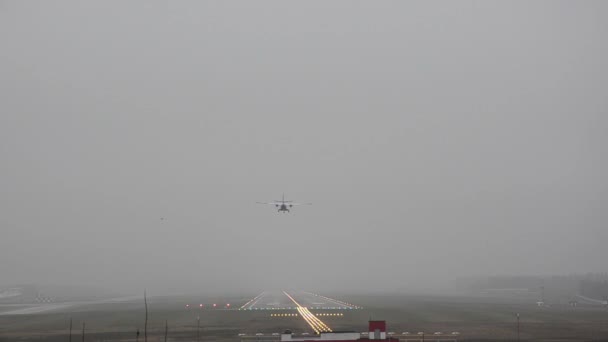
top-left (270, 313), bottom-right (299, 317)
top-left (283, 291), bottom-right (332, 334)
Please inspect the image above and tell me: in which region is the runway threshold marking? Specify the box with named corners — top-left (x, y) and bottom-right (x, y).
top-left (283, 291), bottom-right (332, 334)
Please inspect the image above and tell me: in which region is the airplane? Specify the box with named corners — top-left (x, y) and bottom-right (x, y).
top-left (257, 194), bottom-right (311, 213)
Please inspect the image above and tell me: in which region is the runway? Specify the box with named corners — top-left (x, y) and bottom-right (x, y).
top-left (239, 290), bottom-right (360, 311)
top-left (0, 296), bottom-right (141, 316)
top-left (239, 290), bottom-right (360, 334)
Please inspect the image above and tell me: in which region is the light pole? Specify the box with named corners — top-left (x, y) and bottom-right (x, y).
top-left (164, 320), bottom-right (168, 342)
top-left (197, 316), bottom-right (200, 342)
top-left (516, 313), bottom-right (520, 342)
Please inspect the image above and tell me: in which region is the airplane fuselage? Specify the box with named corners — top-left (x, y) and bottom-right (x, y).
top-left (258, 194), bottom-right (308, 213)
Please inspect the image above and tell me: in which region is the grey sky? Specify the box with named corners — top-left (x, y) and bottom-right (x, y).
top-left (1, 1), bottom-right (607, 294)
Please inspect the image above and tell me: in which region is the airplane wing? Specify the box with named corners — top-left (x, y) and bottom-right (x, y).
top-left (256, 202), bottom-right (311, 206)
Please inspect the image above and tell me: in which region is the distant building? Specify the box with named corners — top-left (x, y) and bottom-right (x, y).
top-left (281, 321), bottom-right (399, 342)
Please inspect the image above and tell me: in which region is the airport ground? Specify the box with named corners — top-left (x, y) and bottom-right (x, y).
top-left (1, 291), bottom-right (608, 341)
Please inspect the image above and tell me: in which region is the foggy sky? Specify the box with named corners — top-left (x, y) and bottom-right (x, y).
top-left (1, 1), bottom-right (607, 295)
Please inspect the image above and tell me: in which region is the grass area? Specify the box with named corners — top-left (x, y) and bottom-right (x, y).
top-left (1, 293), bottom-right (608, 341)
top-left (333, 294), bottom-right (608, 341)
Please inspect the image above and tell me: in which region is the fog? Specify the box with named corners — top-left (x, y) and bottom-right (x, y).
top-left (1, 1), bottom-right (606, 295)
